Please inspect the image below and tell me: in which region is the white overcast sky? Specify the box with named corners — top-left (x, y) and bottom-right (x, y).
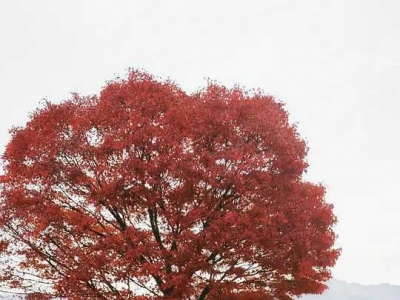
top-left (1, 0), bottom-right (400, 286)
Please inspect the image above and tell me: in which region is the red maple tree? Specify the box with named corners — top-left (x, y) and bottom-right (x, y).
top-left (0, 71), bottom-right (339, 299)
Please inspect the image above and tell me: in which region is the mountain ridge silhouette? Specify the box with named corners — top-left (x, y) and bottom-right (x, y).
top-left (298, 278), bottom-right (400, 300)
top-left (0, 279), bottom-right (399, 299)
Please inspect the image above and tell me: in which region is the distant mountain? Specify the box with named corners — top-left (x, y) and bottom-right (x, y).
top-left (298, 279), bottom-right (400, 300)
top-left (0, 295), bottom-right (23, 300)
top-left (1, 280), bottom-right (400, 299)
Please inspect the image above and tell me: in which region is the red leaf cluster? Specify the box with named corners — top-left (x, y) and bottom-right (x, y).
top-left (0, 71), bottom-right (339, 299)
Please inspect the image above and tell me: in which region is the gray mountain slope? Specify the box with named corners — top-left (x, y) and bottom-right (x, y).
top-left (1, 279), bottom-right (399, 299)
top-left (0, 295), bottom-right (24, 300)
top-left (298, 279), bottom-right (400, 300)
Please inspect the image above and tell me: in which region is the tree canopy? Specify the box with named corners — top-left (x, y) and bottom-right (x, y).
top-left (0, 71), bottom-right (339, 299)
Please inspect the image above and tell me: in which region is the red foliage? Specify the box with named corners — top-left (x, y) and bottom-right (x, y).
top-left (26, 293), bottom-right (53, 300)
top-left (0, 71), bottom-right (339, 299)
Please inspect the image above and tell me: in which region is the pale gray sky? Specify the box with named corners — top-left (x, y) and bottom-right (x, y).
top-left (1, 0), bottom-right (400, 285)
